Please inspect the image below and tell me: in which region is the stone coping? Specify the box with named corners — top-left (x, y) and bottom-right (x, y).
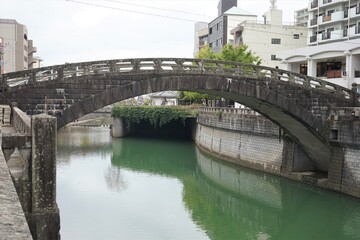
top-left (0, 140), bottom-right (32, 239)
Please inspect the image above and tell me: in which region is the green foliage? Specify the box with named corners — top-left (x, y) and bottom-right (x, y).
top-left (180, 91), bottom-right (216, 103)
top-left (111, 105), bottom-right (189, 128)
top-left (195, 44), bottom-right (261, 65)
top-left (181, 44), bottom-right (261, 102)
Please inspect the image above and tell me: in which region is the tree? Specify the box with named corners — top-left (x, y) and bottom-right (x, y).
top-left (195, 44), bottom-right (261, 65)
top-left (179, 44), bottom-right (261, 105)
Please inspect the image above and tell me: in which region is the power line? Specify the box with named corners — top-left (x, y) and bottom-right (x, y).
top-left (65, 0), bottom-right (311, 40)
top-left (65, 0), bottom-right (201, 23)
top-left (103, 0), bottom-right (215, 19)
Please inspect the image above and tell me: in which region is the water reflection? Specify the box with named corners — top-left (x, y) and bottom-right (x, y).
top-left (110, 135), bottom-right (360, 240)
top-left (57, 127), bottom-right (112, 166)
top-left (57, 127), bottom-right (360, 240)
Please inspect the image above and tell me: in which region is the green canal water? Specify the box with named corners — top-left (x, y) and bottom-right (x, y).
top-left (57, 127), bottom-right (360, 240)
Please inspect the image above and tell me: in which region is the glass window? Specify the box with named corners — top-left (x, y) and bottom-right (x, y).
top-left (271, 38), bottom-right (281, 44)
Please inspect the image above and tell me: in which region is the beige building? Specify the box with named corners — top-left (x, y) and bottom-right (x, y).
top-left (194, 22), bottom-right (209, 56)
top-left (230, 7), bottom-right (308, 68)
top-left (0, 19), bottom-right (39, 73)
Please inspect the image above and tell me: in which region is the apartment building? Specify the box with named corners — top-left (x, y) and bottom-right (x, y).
top-left (208, 7), bottom-right (257, 53)
top-left (278, 0), bottom-right (360, 89)
top-left (0, 19), bottom-right (39, 73)
top-left (295, 8), bottom-right (309, 26)
top-left (194, 22), bottom-right (209, 56)
top-left (230, 7), bottom-right (308, 68)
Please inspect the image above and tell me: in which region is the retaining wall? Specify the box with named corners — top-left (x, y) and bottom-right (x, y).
top-left (194, 107), bottom-right (360, 198)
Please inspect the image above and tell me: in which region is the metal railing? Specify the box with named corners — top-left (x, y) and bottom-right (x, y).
top-left (311, 0), bottom-right (318, 8)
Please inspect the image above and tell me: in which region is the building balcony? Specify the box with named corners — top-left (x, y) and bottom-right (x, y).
top-left (310, 18), bottom-right (318, 26)
top-left (321, 0), bottom-right (347, 7)
top-left (317, 11), bottom-right (345, 25)
top-left (356, 27), bottom-right (360, 34)
top-left (322, 15), bottom-right (331, 22)
top-left (310, 35), bottom-right (317, 42)
top-left (322, 32), bottom-right (331, 40)
top-left (310, 0), bottom-right (318, 9)
top-left (317, 30), bottom-right (343, 42)
top-left (199, 40), bottom-right (207, 47)
top-left (349, 6), bottom-right (360, 18)
top-left (346, 26), bottom-right (360, 37)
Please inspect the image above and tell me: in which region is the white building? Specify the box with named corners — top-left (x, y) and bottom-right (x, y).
top-left (208, 6), bottom-right (257, 53)
top-left (0, 19), bottom-right (40, 73)
top-left (230, 6), bottom-right (308, 68)
top-left (295, 7), bottom-right (309, 27)
top-left (277, 0), bottom-right (360, 89)
top-left (150, 91), bottom-right (179, 106)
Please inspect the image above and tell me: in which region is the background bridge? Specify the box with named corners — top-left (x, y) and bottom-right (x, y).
top-left (0, 58), bottom-right (359, 173)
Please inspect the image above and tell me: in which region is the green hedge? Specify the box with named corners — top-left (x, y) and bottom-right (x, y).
top-left (111, 106), bottom-right (189, 128)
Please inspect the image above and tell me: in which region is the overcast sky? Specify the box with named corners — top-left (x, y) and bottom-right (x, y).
top-left (1, 0), bottom-right (308, 66)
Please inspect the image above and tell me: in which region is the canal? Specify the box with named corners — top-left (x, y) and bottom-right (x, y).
top-left (57, 127), bottom-right (360, 240)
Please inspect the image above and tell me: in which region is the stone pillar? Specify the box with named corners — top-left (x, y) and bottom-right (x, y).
top-left (29, 114), bottom-right (60, 240)
top-left (327, 143), bottom-right (345, 192)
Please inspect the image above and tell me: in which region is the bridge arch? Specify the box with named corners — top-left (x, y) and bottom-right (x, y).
top-left (1, 58), bottom-right (359, 172)
top-left (56, 74), bottom-right (332, 172)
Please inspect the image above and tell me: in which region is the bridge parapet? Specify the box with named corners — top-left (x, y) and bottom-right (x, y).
top-left (327, 107), bottom-right (360, 146)
top-left (1, 107), bottom-right (60, 240)
top-left (1, 58), bottom-right (358, 104)
top-left (0, 137), bottom-right (32, 239)
top-left (12, 106), bottom-right (31, 134)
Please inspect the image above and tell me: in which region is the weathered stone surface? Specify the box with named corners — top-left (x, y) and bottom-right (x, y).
top-left (111, 117), bottom-right (134, 138)
top-left (0, 143), bottom-right (32, 239)
top-left (30, 114), bottom-right (60, 240)
top-left (196, 108), bottom-right (360, 199)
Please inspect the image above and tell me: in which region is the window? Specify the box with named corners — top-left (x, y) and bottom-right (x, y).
top-left (24, 45), bottom-right (28, 51)
top-left (209, 27), bottom-right (213, 34)
top-left (271, 55), bottom-right (277, 60)
top-left (271, 38), bottom-right (281, 44)
top-left (24, 56), bottom-right (28, 62)
top-left (293, 34), bottom-right (300, 39)
top-left (217, 23), bottom-right (220, 31)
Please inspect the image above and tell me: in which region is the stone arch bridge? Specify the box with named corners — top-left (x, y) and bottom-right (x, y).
top-left (0, 58), bottom-right (359, 172)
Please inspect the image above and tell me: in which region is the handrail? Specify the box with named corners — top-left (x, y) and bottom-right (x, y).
top-left (0, 58), bottom-right (358, 103)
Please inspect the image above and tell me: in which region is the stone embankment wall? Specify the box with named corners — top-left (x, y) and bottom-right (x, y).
top-left (194, 108), bottom-right (292, 174)
top-left (194, 107), bottom-right (360, 198)
top-left (328, 108), bottom-right (360, 197)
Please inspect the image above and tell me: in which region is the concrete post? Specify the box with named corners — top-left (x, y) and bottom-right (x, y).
top-left (111, 117), bottom-right (133, 138)
top-left (306, 57), bottom-right (317, 77)
top-left (345, 51), bottom-right (353, 89)
top-left (29, 114), bottom-right (60, 240)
